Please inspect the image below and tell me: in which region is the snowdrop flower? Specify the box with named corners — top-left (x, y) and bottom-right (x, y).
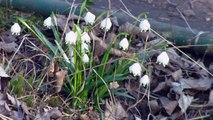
top-left (100, 18), bottom-right (112, 31)
top-left (84, 12), bottom-right (96, 25)
top-left (11, 23), bottom-right (21, 35)
top-left (139, 19), bottom-right (150, 32)
top-left (43, 17), bottom-right (54, 29)
top-left (81, 42), bottom-right (89, 53)
top-left (129, 63), bottom-right (142, 77)
top-left (82, 54), bottom-right (89, 63)
top-left (65, 31), bottom-right (77, 45)
top-left (119, 38), bottom-right (129, 50)
top-left (140, 75), bottom-right (150, 87)
top-left (156, 51), bottom-right (169, 67)
top-left (81, 32), bottom-right (91, 43)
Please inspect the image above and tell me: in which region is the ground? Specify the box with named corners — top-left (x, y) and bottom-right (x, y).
top-left (93, 0), bottom-right (213, 31)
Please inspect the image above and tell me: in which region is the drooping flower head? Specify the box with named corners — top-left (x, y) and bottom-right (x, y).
top-left (119, 38), bottom-right (129, 50)
top-left (139, 19), bottom-right (150, 32)
top-left (65, 31), bottom-right (77, 45)
top-left (81, 32), bottom-right (91, 43)
top-left (156, 51), bottom-right (169, 67)
top-left (129, 63), bottom-right (142, 77)
top-left (140, 75), bottom-right (150, 87)
top-left (100, 18), bottom-right (112, 31)
top-left (43, 17), bottom-right (54, 29)
top-left (84, 12), bottom-right (96, 25)
top-left (82, 54), bottom-right (89, 63)
top-left (11, 23), bottom-right (21, 35)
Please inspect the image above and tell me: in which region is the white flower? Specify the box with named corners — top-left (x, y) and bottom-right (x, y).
top-left (140, 75), bottom-right (150, 87)
top-left (81, 42), bottom-right (89, 53)
top-left (65, 31), bottom-right (77, 45)
top-left (11, 23), bottom-right (21, 35)
top-left (129, 63), bottom-right (141, 77)
top-left (81, 32), bottom-right (91, 43)
top-left (43, 17), bottom-right (54, 29)
top-left (139, 19), bottom-right (150, 32)
top-left (84, 12), bottom-right (96, 25)
top-left (119, 38), bottom-right (129, 50)
top-left (100, 18), bottom-right (112, 31)
top-left (157, 51), bottom-right (169, 67)
top-left (82, 54), bottom-right (89, 63)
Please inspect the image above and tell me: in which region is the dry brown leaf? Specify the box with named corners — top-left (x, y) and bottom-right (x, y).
top-left (150, 100), bottom-right (161, 114)
top-left (55, 69), bottom-right (67, 93)
top-left (0, 41), bottom-right (18, 53)
top-left (152, 82), bottom-right (167, 93)
top-left (171, 69), bottom-right (182, 81)
top-left (104, 100), bottom-right (127, 120)
top-left (178, 93), bottom-right (193, 113)
top-left (179, 78), bottom-right (213, 91)
top-left (159, 97), bottom-right (178, 115)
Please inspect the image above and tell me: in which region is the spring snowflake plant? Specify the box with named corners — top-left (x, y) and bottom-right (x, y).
top-left (17, 3), bottom-right (136, 110)
top-left (17, 0), bottom-right (170, 114)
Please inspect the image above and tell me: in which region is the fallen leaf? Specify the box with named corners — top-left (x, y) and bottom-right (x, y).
top-left (104, 100), bottom-right (127, 120)
top-left (171, 69), bottom-right (182, 81)
top-left (178, 93), bottom-right (193, 113)
top-left (0, 41), bottom-right (18, 53)
top-left (0, 65), bottom-right (11, 92)
top-left (159, 97), bottom-right (178, 115)
top-left (179, 78), bottom-right (213, 91)
top-left (150, 100), bottom-right (161, 114)
top-left (6, 93), bottom-right (21, 106)
top-left (55, 69), bottom-right (67, 93)
top-left (0, 65), bottom-right (9, 78)
top-left (152, 82), bottom-right (167, 93)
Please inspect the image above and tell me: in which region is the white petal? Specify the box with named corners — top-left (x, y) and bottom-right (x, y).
top-left (81, 42), bottom-right (89, 53)
top-left (139, 19), bottom-right (150, 32)
top-left (119, 38), bottom-right (129, 50)
top-left (11, 23), bottom-right (21, 35)
top-left (84, 12), bottom-right (96, 25)
top-left (82, 54), bottom-right (89, 63)
top-left (81, 32), bottom-right (91, 43)
top-left (140, 75), bottom-right (150, 87)
top-left (100, 18), bottom-right (112, 31)
top-left (43, 17), bottom-right (54, 29)
top-left (157, 51), bottom-right (169, 67)
top-left (129, 63), bottom-right (141, 77)
top-left (65, 31), bottom-right (77, 45)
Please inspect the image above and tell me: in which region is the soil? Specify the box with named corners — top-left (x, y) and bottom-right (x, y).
top-left (93, 0), bottom-right (213, 31)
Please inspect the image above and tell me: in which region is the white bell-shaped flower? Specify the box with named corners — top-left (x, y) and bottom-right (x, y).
top-left (119, 38), bottom-right (129, 50)
top-left (84, 12), bottom-right (96, 25)
top-left (157, 51), bottom-right (169, 67)
top-left (109, 82), bottom-right (119, 89)
top-left (129, 63), bottom-right (142, 77)
top-left (81, 42), bottom-right (89, 53)
top-left (139, 19), bottom-right (150, 32)
top-left (43, 17), bottom-right (54, 29)
top-left (140, 75), bottom-right (150, 87)
top-left (81, 32), bottom-right (91, 43)
top-left (65, 31), bottom-right (77, 45)
top-left (82, 54), bottom-right (89, 63)
top-left (11, 23), bottom-right (21, 35)
top-left (100, 18), bottom-right (112, 31)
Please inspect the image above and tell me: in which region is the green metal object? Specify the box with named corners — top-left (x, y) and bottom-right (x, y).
top-left (1, 0), bottom-right (213, 55)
